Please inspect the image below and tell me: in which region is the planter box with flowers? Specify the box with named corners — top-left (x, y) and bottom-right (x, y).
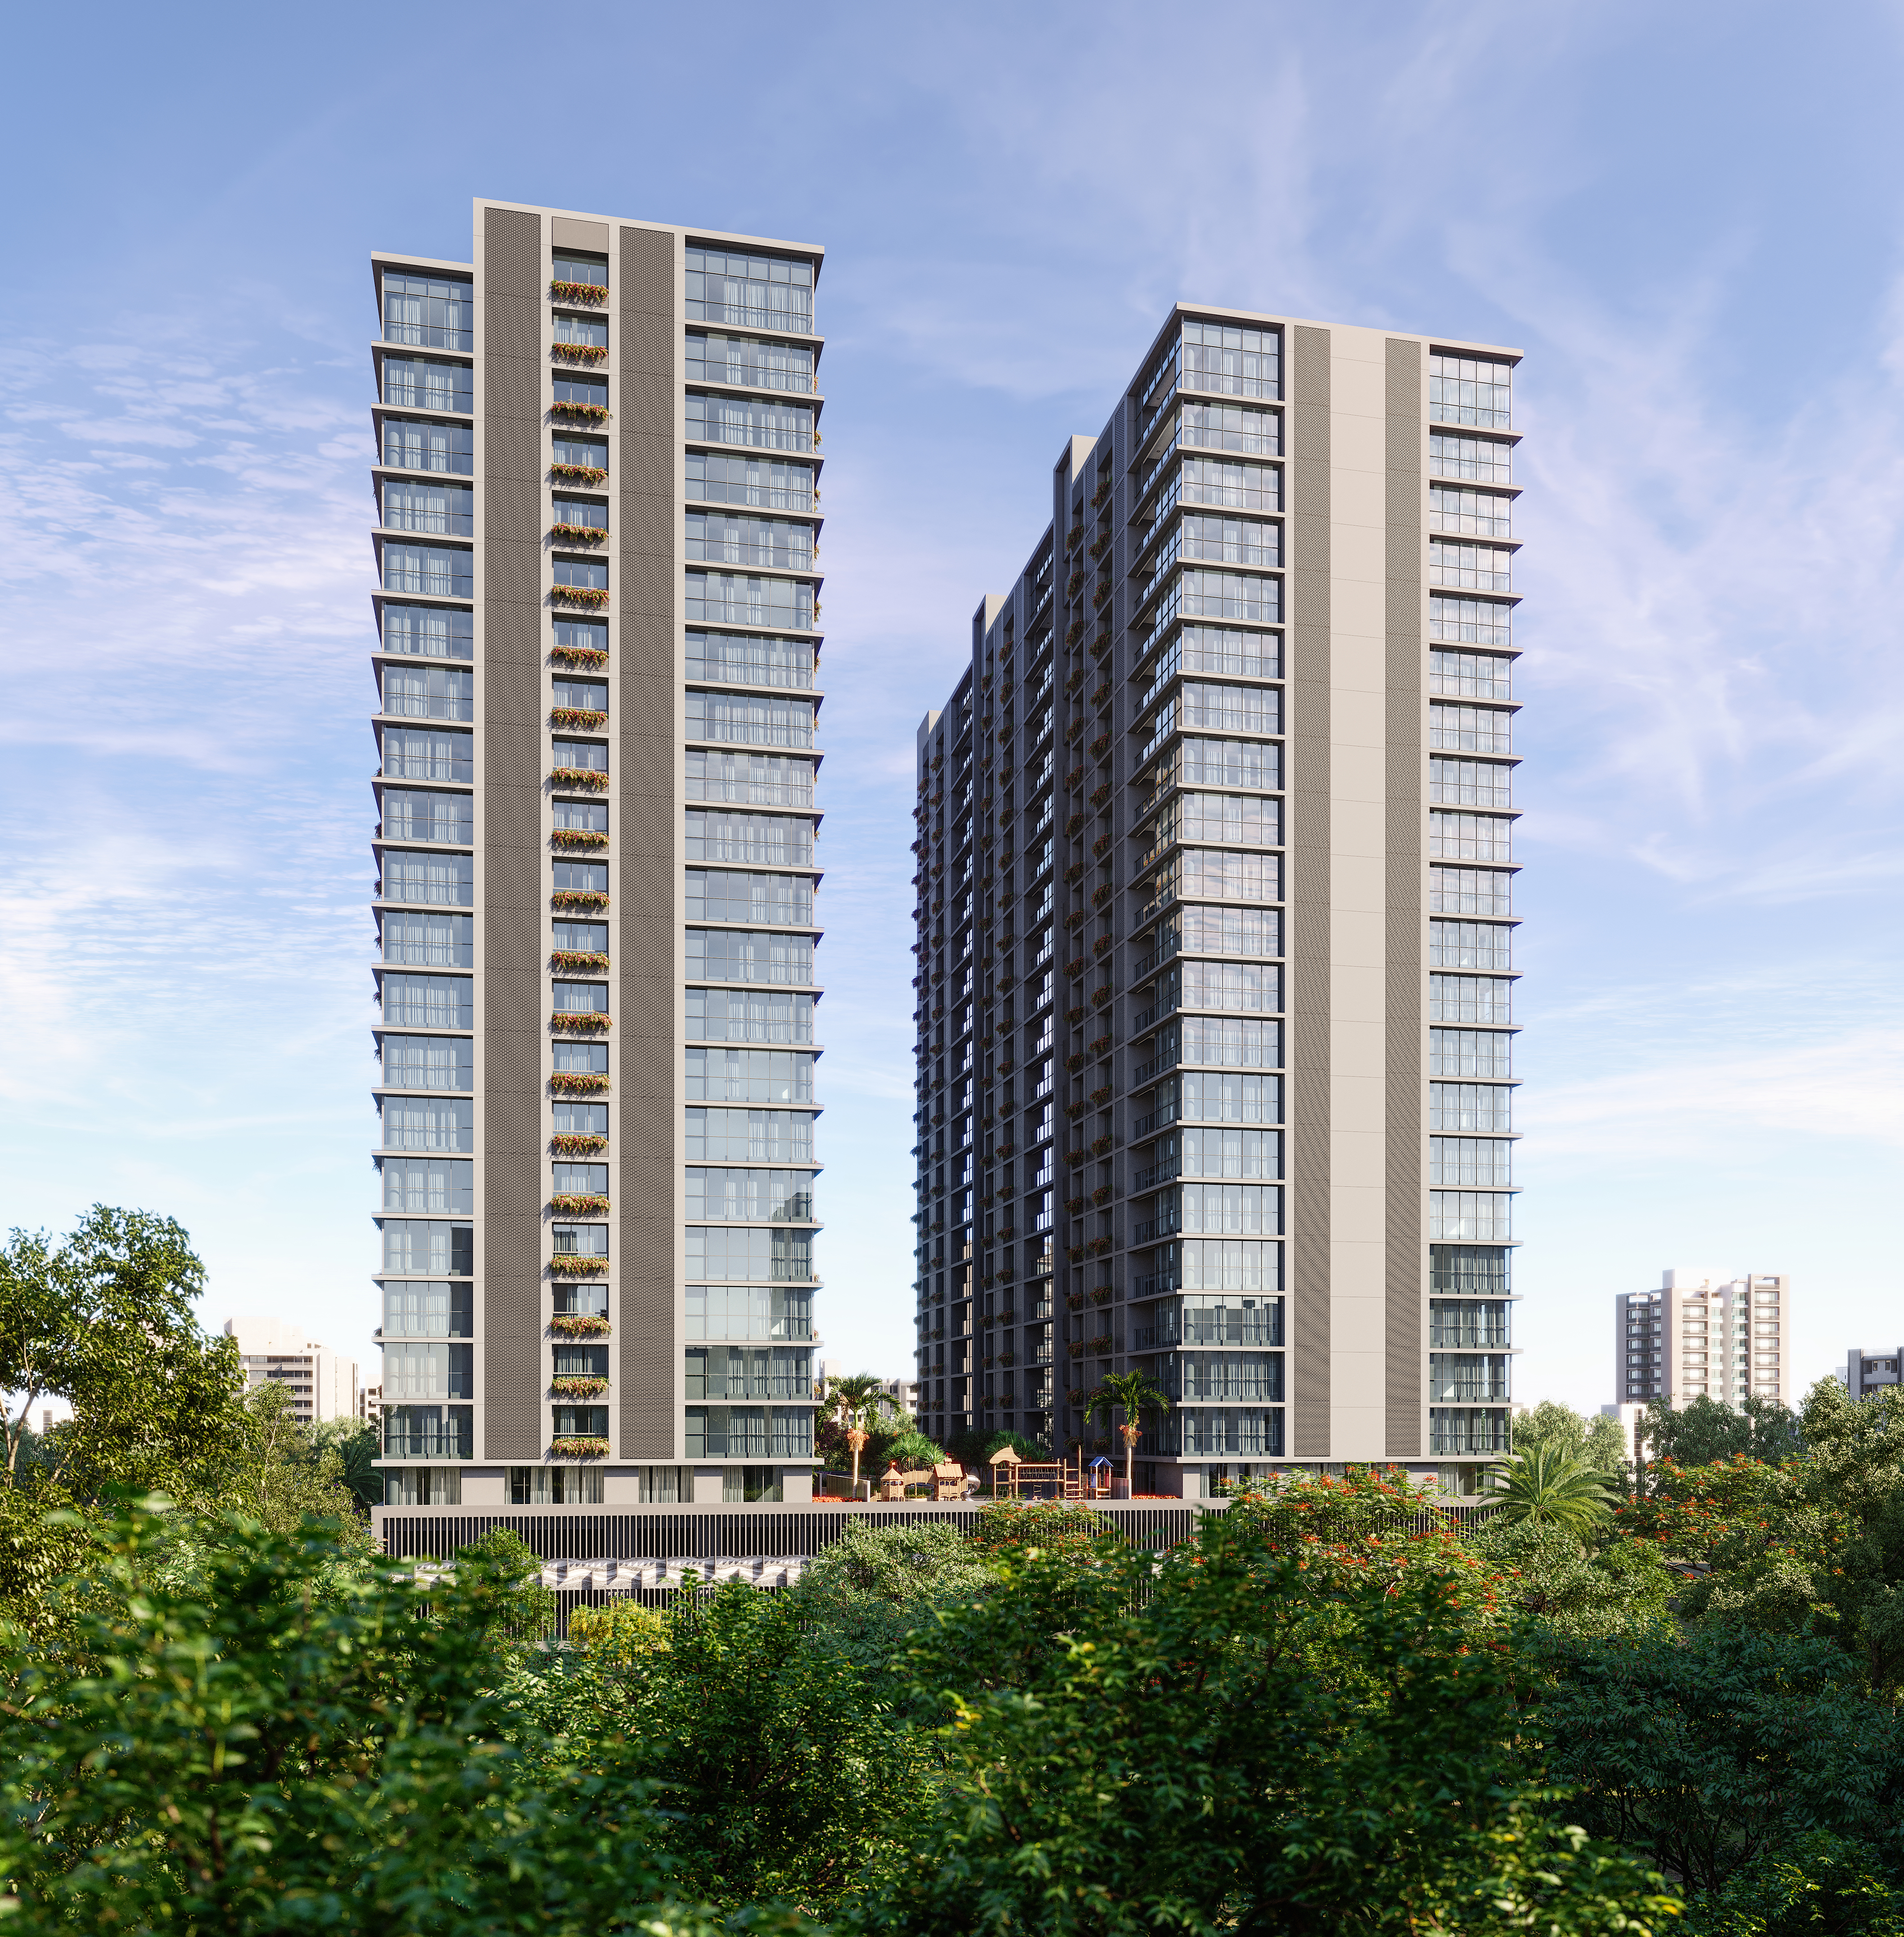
top-left (550, 463), bottom-right (608, 487)
top-left (550, 949), bottom-right (610, 973)
top-left (551, 584), bottom-right (610, 608)
top-left (1090, 1133), bottom-right (1114, 1156)
top-left (996, 1140), bottom-right (1016, 1159)
top-left (1089, 783), bottom-right (1113, 809)
top-left (550, 1313), bottom-right (611, 1338)
top-left (1065, 1102), bottom-right (1088, 1122)
top-left (550, 1374), bottom-right (609, 1398)
top-left (997, 1308), bottom-right (1016, 1324)
top-left (1067, 1340), bottom-right (1085, 1357)
top-left (1092, 832), bottom-right (1115, 859)
top-left (1088, 1034), bottom-right (1113, 1058)
top-left (551, 830), bottom-right (609, 853)
top-left (1092, 683), bottom-right (1113, 711)
top-left (1063, 957), bottom-right (1087, 978)
top-left (550, 403), bottom-right (610, 427)
top-left (550, 1435), bottom-right (610, 1458)
top-left (551, 343), bottom-right (609, 365)
top-left (1089, 734), bottom-right (1113, 761)
top-left (550, 768), bottom-right (611, 792)
top-left (550, 707), bottom-right (608, 731)
top-left (550, 1071), bottom-right (610, 1096)
top-left (1090, 1284), bottom-right (1114, 1304)
top-left (1092, 984), bottom-right (1114, 1009)
top-left (549, 523), bottom-right (606, 546)
top-left (997, 1350), bottom-right (1016, 1367)
top-left (1065, 1195), bottom-right (1087, 1215)
top-left (1067, 1291), bottom-right (1087, 1310)
top-left (1088, 1335), bottom-right (1114, 1355)
top-left (1092, 935), bottom-right (1115, 958)
top-left (550, 1192), bottom-right (610, 1215)
top-left (1064, 766), bottom-right (1085, 791)
top-left (550, 889), bottom-right (609, 912)
top-left (550, 1012), bottom-right (611, 1034)
top-left (552, 645), bottom-right (609, 671)
top-left (1091, 884), bottom-right (1115, 910)
top-left (550, 1133), bottom-right (608, 1157)
top-left (1063, 911), bottom-right (1086, 932)
top-left (549, 280), bottom-right (609, 306)
top-left (1089, 1085), bottom-right (1113, 1108)
top-left (1086, 1236), bottom-right (1115, 1259)
top-left (550, 1255), bottom-right (608, 1277)
top-left (1064, 1054), bottom-right (1086, 1076)
top-left (1066, 1148), bottom-right (1091, 1167)
top-left (1091, 1184), bottom-right (1114, 1207)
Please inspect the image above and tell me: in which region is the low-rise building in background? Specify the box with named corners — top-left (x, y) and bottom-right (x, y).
top-left (223, 1317), bottom-right (359, 1422)
top-left (1845, 1348), bottom-right (1904, 1403)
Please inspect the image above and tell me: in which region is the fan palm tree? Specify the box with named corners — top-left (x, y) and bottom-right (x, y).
top-left (1086, 1371), bottom-right (1170, 1497)
top-left (826, 1373), bottom-right (886, 1494)
top-left (1482, 1441), bottom-right (1617, 1533)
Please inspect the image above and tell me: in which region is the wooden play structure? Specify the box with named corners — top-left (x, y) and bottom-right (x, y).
top-left (877, 1459), bottom-right (976, 1503)
top-left (988, 1445), bottom-right (1114, 1500)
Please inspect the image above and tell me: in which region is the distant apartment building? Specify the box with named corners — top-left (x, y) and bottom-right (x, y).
top-left (910, 310), bottom-right (1525, 1496)
top-left (224, 1317), bottom-right (359, 1422)
top-left (1845, 1348), bottom-right (1904, 1402)
top-left (369, 201), bottom-right (826, 1515)
top-left (1615, 1267), bottom-right (1791, 1411)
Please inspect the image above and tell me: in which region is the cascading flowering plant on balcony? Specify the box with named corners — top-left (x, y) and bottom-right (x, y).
top-left (549, 280), bottom-right (608, 305)
top-left (551, 645), bottom-right (609, 670)
top-left (549, 1071), bottom-right (610, 1095)
top-left (549, 950), bottom-right (610, 974)
top-left (550, 1435), bottom-right (611, 1457)
top-left (550, 889), bottom-right (609, 912)
top-left (550, 1313), bottom-right (611, 1338)
top-left (549, 464), bottom-right (608, 488)
top-left (550, 831), bottom-right (609, 853)
top-left (550, 1374), bottom-right (609, 1398)
top-left (551, 584), bottom-right (609, 607)
top-left (550, 403), bottom-right (610, 425)
top-left (550, 1256), bottom-right (609, 1276)
top-left (549, 523), bottom-right (607, 546)
top-left (551, 343), bottom-right (609, 365)
top-left (550, 1133), bottom-right (608, 1157)
top-left (549, 1192), bottom-right (610, 1215)
top-left (549, 708), bottom-right (608, 731)
top-left (549, 1013), bottom-right (611, 1034)
top-left (550, 768), bottom-right (611, 792)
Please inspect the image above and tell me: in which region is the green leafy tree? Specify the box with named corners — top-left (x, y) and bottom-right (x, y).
top-left (1513, 1398), bottom-right (1629, 1474)
top-left (1638, 1392), bottom-right (1804, 1477)
top-left (1084, 1368), bottom-right (1169, 1495)
top-left (788, 1518), bottom-right (996, 1677)
top-left (826, 1372), bottom-right (887, 1493)
top-left (0, 1503), bottom-right (798, 1937)
top-left (1528, 1625), bottom-right (1904, 1898)
top-left (1484, 1442), bottom-right (1619, 1533)
top-left (309, 1413), bottom-right (383, 1516)
top-left (1472, 1517), bottom-right (1674, 1640)
top-left (1679, 1830), bottom-right (1904, 1936)
top-left (852, 1505), bottom-right (1676, 1936)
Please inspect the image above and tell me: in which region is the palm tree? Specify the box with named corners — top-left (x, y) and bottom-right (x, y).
top-left (1086, 1371), bottom-right (1170, 1497)
top-left (1482, 1441), bottom-right (1617, 1534)
top-left (826, 1373), bottom-right (886, 1495)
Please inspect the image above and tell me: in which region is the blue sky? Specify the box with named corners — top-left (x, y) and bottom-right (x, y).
top-left (2, 0), bottom-right (1901, 1419)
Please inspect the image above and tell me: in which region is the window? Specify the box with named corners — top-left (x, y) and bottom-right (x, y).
top-left (686, 870), bottom-right (813, 926)
top-left (380, 1219), bottom-right (472, 1275)
top-left (1427, 869), bottom-right (1510, 924)
top-left (552, 1162), bottom-right (609, 1199)
top-left (380, 850), bottom-right (473, 907)
top-left (553, 1100), bottom-right (609, 1136)
top-left (687, 692), bottom-right (817, 748)
top-left (1428, 1407), bottom-right (1508, 1455)
top-left (552, 739), bottom-right (607, 773)
top-left (685, 247), bottom-right (815, 332)
top-left (554, 1281), bottom-right (608, 1319)
top-left (1142, 792), bottom-right (1279, 861)
top-left (1172, 1410), bottom-right (1284, 1458)
top-left (1181, 682), bottom-right (1280, 736)
top-left (1430, 1137), bottom-right (1511, 1187)
top-left (380, 357), bottom-right (472, 414)
top-left (551, 921), bottom-right (608, 953)
top-left (378, 1095), bottom-right (474, 1152)
top-left (554, 557), bottom-right (607, 592)
top-left (1430, 1245), bottom-right (1510, 1295)
top-left (379, 974), bottom-right (470, 1029)
top-left (382, 1405), bottom-right (472, 1459)
top-left (551, 680), bottom-right (608, 715)
top-left (552, 1041), bottom-right (608, 1074)
top-left (1144, 849), bottom-right (1281, 917)
top-left (1174, 960), bottom-right (1280, 1014)
top-left (1429, 1353), bottom-right (1511, 1401)
top-left (1429, 486), bottom-right (1511, 537)
top-left (685, 1109), bottom-right (815, 1164)
top-left (685, 1047), bottom-right (815, 1103)
top-left (687, 1169), bottom-right (817, 1221)
top-left (1430, 813), bottom-right (1512, 863)
top-left (1180, 1127), bottom-right (1280, 1178)
top-left (553, 619), bottom-right (608, 659)
top-left (686, 630), bottom-right (815, 689)
top-left (379, 1152), bottom-right (474, 1214)
top-left (552, 803), bottom-right (608, 837)
top-left (686, 333), bottom-right (816, 393)
top-left (382, 1341), bottom-right (473, 1400)
top-left (551, 496), bottom-right (607, 533)
top-left (686, 512), bottom-right (814, 572)
top-left (1430, 975), bottom-right (1511, 1026)
top-left (380, 605), bottom-right (473, 661)
top-left (552, 374), bottom-right (608, 410)
top-left (379, 664), bottom-right (472, 723)
top-left (382, 1467), bottom-right (462, 1506)
top-left (686, 573), bottom-right (815, 630)
top-left (551, 982), bottom-right (608, 1015)
top-left (1143, 739), bottom-right (1280, 801)
top-left (510, 1466), bottom-right (604, 1505)
top-left (1147, 569), bottom-right (1281, 629)
top-left (551, 860), bottom-right (608, 895)
top-left (1178, 515), bottom-right (1280, 569)
top-left (552, 1405), bottom-right (609, 1439)
top-left (686, 1346), bottom-right (813, 1400)
top-left (1430, 704), bottom-right (1513, 753)
top-left (1430, 1084), bottom-right (1511, 1133)
top-left (380, 790), bottom-right (471, 845)
top-left (1175, 401), bottom-right (1281, 456)
top-left (686, 393), bottom-right (815, 453)
top-left (1430, 652), bottom-right (1512, 701)
top-left (1428, 539), bottom-right (1511, 592)
top-left (1430, 759), bottom-right (1511, 808)
top-left (382, 418), bottom-right (473, 476)
top-left (1429, 921), bottom-right (1510, 971)
top-left (686, 452), bottom-right (815, 512)
top-left (382, 1282), bottom-right (472, 1341)
top-left (1177, 459), bottom-right (1280, 512)
top-left (552, 312), bottom-right (608, 349)
top-left (1430, 1300), bottom-right (1510, 1347)
top-left (1429, 1029), bottom-right (1511, 1080)
top-left (1139, 630), bottom-right (1280, 702)
top-left (378, 1034), bottom-right (473, 1091)
top-left (552, 1224), bottom-right (608, 1257)
top-left (1172, 1070), bottom-right (1281, 1124)
top-left (1430, 1192), bottom-right (1511, 1241)
top-left (685, 929), bottom-right (815, 985)
top-left (687, 1226), bottom-right (813, 1282)
top-left (689, 1286), bottom-right (813, 1332)
top-left (1429, 354), bottom-right (1513, 429)
top-left (1429, 596), bottom-right (1511, 646)
top-left (380, 479), bottom-right (473, 536)
top-left (1164, 1183), bottom-right (1281, 1235)
top-left (1178, 321), bottom-right (1280, 398)
top-left (551, 253), bottom-right (607, 289)
top-left (381, 542), bottom-right (471, 599)
top-left (1154, 1240), bottom-right (1282, 1291)
top-left (552, 435), bottom-right (608, 473)
top-left (687, 749), bottom-right (815, 806)
top-left (687, 989), bottom-right (815, 1043)
top-left (1429, 433), bottom-right (1512, 484)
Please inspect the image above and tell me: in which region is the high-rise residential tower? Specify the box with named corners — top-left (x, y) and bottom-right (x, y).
top-left (911, 312), bottom-right (1522, 1496)
top-left (1616, 1268), bottom-right (1791, 1411)
top-left (370, 202), bottom-right (826, 1513)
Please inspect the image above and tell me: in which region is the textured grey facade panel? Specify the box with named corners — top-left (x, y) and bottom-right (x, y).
top-left (1384, 337), bottom-right (1425, 1460)
top-left (1289, 325), bottom-right (1332, 1459)
top-left (617, 224), bottom-right (680, 1457)
top-left (481, 205), bottom-right (547, 1462)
